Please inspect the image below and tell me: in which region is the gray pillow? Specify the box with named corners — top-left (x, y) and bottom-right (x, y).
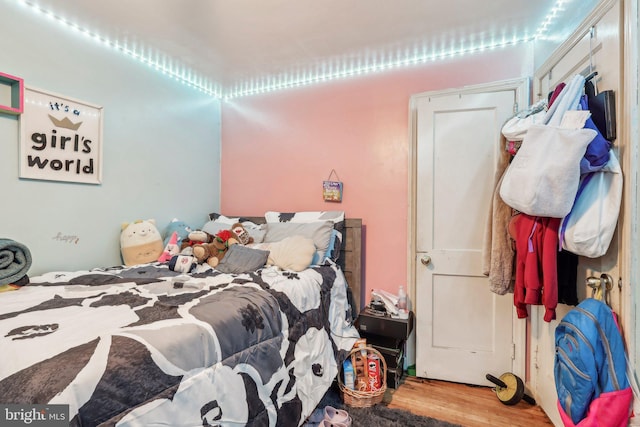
top-left (263, 221), bottom-right (333, 264)
top-left (201, 220), bottom-right (230, 236)
top-left (244, 223), bottom-right (267, 243)
top-left (216, 244), bottom-right (269, 274)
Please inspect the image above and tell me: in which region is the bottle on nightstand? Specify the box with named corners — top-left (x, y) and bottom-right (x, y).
top-left (397, 285), bottom-right (408, 319)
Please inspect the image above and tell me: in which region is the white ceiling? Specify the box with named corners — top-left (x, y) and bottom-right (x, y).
top-left (18, 0), bottom-right (576, 98)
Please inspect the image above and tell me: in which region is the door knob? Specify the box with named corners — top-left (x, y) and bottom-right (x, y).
top-left (421, 256), bottom-right (431, 266)
top-left (586, 273), bottom-right (613, 303)
top-left (600, 273), bottom-right (613, 290)
top-left (585, 274), bottom-right (613, 291)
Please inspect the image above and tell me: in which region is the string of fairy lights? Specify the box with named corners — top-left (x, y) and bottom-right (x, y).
top-left (13, 0), bottom-right (569, 100)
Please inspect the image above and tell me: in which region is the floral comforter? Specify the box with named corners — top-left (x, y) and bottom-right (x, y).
top-left (0, 262), bottom-right (359, 426)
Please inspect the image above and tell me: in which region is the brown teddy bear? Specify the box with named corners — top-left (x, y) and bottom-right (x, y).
top-left (230, 222), bottom-right (254, 245)
top-left (179, 230), bottom-right (215, 255)
top-left (192, 229), bottom-right (238, 267)
top-left (191, 224), bottom-right (255, 268)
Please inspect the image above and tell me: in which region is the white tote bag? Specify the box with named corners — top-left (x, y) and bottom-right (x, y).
top-left (499, 124), bottom-right (596, 218)
top-left (501, 109), bottom-right (546, 141)
top-left (560, 150), bottom-right (623, 258)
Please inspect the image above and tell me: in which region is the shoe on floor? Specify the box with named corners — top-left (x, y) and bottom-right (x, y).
top-left (323, 405), bottom-right (351, 427)
top-left (319, 420), bottom-right (348, 427)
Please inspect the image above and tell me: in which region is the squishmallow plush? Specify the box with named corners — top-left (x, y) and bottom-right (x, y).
top-left (120, 219), bottom-right (164, 266)
top-left (162, 218), bottom-right (194, 247)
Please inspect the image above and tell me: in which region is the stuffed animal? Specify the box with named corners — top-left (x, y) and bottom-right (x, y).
top-left (120, 219), bottom-right (164, 266)
top-left (179, 230), bottom-right (214, 255)
top-left (162, 218), bottom-right (193, 247)
top-left (158, 231), bottom-right (180, 262)
top-left (168, 254), bottom-right (198, 273)
top-left (231, 222), bottom-right (254, 245)
top-left (192, 229), bottom-right (238, 267)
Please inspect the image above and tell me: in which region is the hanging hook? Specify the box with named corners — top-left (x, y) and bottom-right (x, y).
top-left (588, 26), bottom-right (595, 75)
top-left (589, 26), bottom-right (596, 74)
top-left (585, 71), bottom-right (598, 83)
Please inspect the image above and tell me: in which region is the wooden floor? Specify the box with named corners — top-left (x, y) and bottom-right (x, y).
top-left (384, 376), bottom-right (555, 427)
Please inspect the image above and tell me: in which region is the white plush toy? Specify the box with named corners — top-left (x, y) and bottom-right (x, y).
top-left (120, 219), bottom-right (164, 266)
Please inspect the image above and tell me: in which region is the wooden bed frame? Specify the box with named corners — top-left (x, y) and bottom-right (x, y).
top-left (340, 218), bottom-right (363, 315)
top-left (244, 217), bottom-right (363, 316)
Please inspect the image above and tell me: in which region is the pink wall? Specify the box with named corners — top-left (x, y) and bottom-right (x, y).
top-left (221, 45), bottom-right (532, 308)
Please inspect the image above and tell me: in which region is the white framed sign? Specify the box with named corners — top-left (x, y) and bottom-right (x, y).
top-left (19, 87), bottom-right (103, 184)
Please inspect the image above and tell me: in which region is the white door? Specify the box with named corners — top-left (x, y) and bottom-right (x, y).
top-left (412, 80), bottom-right (527, 386)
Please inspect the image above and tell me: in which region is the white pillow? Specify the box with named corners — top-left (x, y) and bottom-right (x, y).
top-left (265, 236), bottom-right (316, 272)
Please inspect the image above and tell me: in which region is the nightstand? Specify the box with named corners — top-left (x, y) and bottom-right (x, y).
top-left (355, 308), bottom-right (414, 388)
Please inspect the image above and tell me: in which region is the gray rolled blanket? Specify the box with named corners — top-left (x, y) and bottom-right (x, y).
top-left (0, 239), bottom-right (32, 285)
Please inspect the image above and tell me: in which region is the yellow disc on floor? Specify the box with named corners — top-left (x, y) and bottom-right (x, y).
top-left (495, 373), bottom-right (524, 405)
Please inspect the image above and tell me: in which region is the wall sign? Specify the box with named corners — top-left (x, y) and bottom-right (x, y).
top-left (19, 87), bottom-right (103, 184)
top-left (322, 169), bottom-right (343, 203)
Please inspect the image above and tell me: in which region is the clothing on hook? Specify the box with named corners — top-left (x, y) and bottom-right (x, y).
top-left (545, 74), bottom-right (585, 126)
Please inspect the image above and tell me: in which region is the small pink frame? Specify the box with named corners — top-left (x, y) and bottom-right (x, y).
top-left (0, 72), bottom-right (24, 115)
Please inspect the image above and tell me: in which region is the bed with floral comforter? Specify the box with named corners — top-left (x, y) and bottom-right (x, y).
top-left (0, 261), bottom-right (359, 426)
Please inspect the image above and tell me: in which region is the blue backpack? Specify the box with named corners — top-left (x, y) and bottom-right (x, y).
top-left (554, 298), bottom-right (632, 426)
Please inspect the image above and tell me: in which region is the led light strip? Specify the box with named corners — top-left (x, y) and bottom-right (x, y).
top-left (535, 0), bottom-right (568, 40)
top-left (223, 35), bottom-right (534, 99)
top-left (17, 0), bottom-right (569, 99)
top-left (225, 0), bottom-right (571, 99)
top-left (15, 0), bottom-right (223, 98)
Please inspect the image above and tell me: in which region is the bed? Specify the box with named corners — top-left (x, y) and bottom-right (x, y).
top-left (0, 214), bottom-right (362, 427)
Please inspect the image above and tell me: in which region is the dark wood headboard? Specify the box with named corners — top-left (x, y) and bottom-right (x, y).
top-left (341, 218), bottom-right (362, 316)
top-left (241, 216), bottom-right (363, 316)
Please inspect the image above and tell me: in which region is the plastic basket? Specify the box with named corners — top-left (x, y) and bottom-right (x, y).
top-left (338, 346), bottom-right (387, 407)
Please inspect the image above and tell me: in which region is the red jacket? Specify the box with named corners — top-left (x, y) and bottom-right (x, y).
top-left (511, 214), bottom-right (560, 322)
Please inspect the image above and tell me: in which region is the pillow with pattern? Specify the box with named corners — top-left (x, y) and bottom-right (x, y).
top-left (264, 211), bottom-right (344, 230)
top-left (208, 213), bottom-right (248, 223)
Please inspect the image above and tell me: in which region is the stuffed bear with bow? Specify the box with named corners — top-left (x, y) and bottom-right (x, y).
top-left (192, 223), bottom-right (253, 267)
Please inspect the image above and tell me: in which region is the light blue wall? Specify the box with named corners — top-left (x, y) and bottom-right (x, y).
top-left (0, 4), bottom-right (221, 275)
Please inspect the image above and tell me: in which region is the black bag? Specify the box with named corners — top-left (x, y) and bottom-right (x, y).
top-left (585, 80), bottom-right (616, 142)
